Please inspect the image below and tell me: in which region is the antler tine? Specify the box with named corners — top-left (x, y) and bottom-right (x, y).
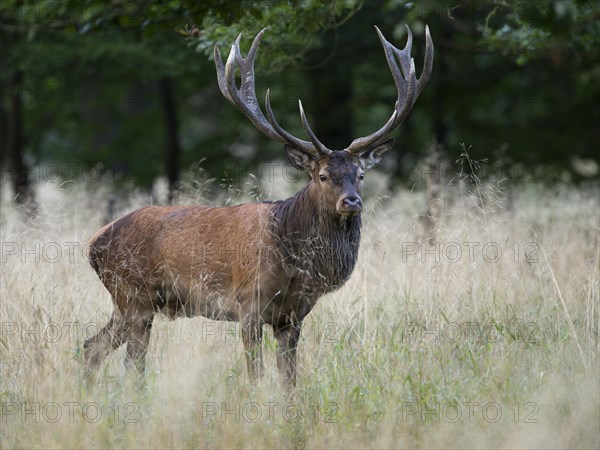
top-left (417, 25), bottom-right (434, 97)
top-left (233, 30), bottom-right (260, 100)
top-left (393, 25), bottom-right (413, 83)
top-left (264, 90), bottom-right (321, 154)
top-left (214, 43), bottom-right (233, 102)
top-left (377, 25), bottom-right (418, 130)
top-left (346, 26), bottom-right (432, 155)
top-left (223, 42), bottom-right (242, 105)
top-left (214, 29), bottom-right (324, 156)
top-left (299, 100), bottom-right (331, 155)
top-left (223, 32), bottom-right (272, 137)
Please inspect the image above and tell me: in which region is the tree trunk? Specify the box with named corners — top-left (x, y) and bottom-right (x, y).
top-left (159, 76), bottom-right (180, 203)
top-left (421, 25), bottom-right (452, 244)
top-left (422, 139), bottom-right (445, 244)
top-left (6, 70), bottom-right (35, 210)
top-left (0, 85), bottom-right (7, 164)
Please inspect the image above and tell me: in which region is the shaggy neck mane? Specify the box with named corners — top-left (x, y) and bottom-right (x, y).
top-left (271, 182), bottom-right (362, 294)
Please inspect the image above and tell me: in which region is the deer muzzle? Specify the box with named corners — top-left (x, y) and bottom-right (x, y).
top-left (337, 194), bottom-right (363, 217)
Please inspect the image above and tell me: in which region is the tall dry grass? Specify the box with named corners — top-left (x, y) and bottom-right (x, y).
top-left (0, 163), bottom-right (598, 449)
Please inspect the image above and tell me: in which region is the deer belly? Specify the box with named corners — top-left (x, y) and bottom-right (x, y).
top-left (190, 291), bottom-right (238, 321)
top-left (157, 271), bottom-right (239, 321)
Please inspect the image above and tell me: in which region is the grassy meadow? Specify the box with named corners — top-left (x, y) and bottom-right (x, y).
top-left (0, 163), bottom-right (598, 449)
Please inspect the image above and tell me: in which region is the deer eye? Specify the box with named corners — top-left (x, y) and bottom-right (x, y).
top-left (319, 174), bottom-right (328, 182)
top-left (358, 173), bottom-right (365, 180)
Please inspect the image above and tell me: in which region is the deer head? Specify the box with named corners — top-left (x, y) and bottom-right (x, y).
top-left (215, 26), bottom-right (433, 217)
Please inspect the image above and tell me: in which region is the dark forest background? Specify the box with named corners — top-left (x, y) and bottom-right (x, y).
top-left (1, 0), bottom-right (598, 207)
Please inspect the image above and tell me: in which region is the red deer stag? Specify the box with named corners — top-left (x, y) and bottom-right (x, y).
top-left (85, 26), bottom-right (433, 386)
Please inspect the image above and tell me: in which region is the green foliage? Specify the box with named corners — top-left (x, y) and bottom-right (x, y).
top-left (193, 0), bottom-right (361, 72)
top-left (376, 0), bottom-right (598, 176)
top-left (1, 0), bottom-right (598, 188)
top-left (481, 0), bottom-right (600, 65)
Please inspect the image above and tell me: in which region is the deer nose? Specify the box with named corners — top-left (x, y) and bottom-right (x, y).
top-left (340, 195), bottom-right (363, 213)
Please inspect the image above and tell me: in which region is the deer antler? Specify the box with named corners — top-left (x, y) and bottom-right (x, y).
top-left (214, 29), bottom-right (331, 157)
top-left (346, 25), bottom-right (434, 155)
top-left (215, 26), bottom-right (433, 157)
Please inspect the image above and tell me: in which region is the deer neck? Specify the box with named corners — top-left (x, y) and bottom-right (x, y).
top-left (271, 182), bottom-right (362, 291)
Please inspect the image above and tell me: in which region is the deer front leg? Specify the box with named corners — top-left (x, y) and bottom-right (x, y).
top-left (240, 314), bottom-right (264, 383)
top-left (274, 321), bottom-right (302, 387)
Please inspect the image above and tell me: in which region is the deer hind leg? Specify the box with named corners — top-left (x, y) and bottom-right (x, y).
top-left (83, 311), bottom-right (127, 385)
top-left (274, 321), bottom-right (302, 387)
top-left (240, 314), bottom-right (264, 383)
top-left (124, 311), bottom-right (155, 377)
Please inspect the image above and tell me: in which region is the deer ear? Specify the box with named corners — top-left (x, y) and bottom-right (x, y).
top-left (359, 138), bottom-right (394, 170)
top-left (285, 145), bottom-right (318, 172)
